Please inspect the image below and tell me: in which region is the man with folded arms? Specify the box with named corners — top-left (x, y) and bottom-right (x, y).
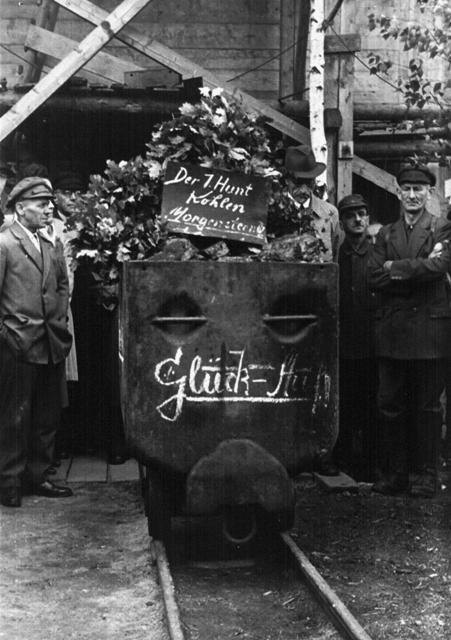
top-left (0, 177), bottom-right (73, 507)
top-left (368, 166), bottom-right (451, 497)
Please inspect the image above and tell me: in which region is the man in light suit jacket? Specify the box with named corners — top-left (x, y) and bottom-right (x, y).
top-left (368, 166), bottom-right (451, 498)
top-left (0, 177), bottom-right (74, 507)
top-left (284, 144), bottom-right (340, 261)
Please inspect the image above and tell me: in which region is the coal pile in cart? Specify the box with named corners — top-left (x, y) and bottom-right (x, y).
top-left (66, 88), bottom-right (338, 544)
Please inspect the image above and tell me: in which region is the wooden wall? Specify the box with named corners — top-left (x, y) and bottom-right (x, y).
top-left (0, 0), bottom-right (281, 101)
top-left (1, 0), bottom-right (449, 108)
top-left (332, 0), bottom-right (450, 110)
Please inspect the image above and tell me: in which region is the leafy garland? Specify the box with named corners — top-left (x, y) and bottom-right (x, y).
top-left (67, 88), bottom-right (326, 309)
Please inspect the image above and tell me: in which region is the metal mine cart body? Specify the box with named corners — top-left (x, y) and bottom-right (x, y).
top-left (120, 261), bottom-right (338, 541)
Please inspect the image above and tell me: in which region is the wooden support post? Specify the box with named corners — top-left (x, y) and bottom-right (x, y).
top-left (0, 0), bottom-right (153, 143)
top-left (279, 0), bottom-right (295, 101)
top-left (293, 0), bottom-right (311, 100)
top-left (23, 0), bottom-right (60, 84)
top-left (325, 38), bottom-right (357, 203)
top-left (336, 52), bottom-right (354, 203)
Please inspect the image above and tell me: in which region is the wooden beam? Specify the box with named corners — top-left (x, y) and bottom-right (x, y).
top-left (336, 52), bottom-right (355, 202)
top-left (279, 0), bottom-right (295, 100)
top-left (324, 33), bottom-right (361, 54)
top-left (23, 0), bottom-right (60, 83)
top-left (352, 156), bottom-right (398, 196)
top-left (25, 25), bottom-right (144, 84)
top-left (52, 0), bottom-right (311, 144)
top-left (293, 0), bottom-right (310, 100)
top-left (0, 0), bottom-right (153, 143)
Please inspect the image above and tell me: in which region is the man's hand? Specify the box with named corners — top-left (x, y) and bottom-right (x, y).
top-left (383, 260), bottom-right (393, 272)
top-left (428, 242), bottom-right (444, 259)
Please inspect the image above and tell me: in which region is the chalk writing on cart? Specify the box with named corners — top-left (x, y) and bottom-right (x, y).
top-left (154, 347), bottom-right (331, 421)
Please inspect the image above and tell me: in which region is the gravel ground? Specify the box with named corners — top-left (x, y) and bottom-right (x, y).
top-left (0, 483), bottom-right (168, 640)
top-left (1, 473), bottom-right (450, 639)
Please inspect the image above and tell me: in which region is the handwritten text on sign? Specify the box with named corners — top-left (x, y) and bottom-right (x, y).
top-left (161, 162), bottom-right (268, 245)
top-left (153, 346), bottom-right (331, 421)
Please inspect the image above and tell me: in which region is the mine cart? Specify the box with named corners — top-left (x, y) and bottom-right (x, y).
top-left (120, 261), bottom-right (338, 542)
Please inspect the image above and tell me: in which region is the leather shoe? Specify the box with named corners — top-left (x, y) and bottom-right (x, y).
top-left (1, 487), bottom-right (22, 507)
top-left (372, 472), bottom-right (409, 496)
top-left (46, 465), bottom-right (58, 475)
top-left (34, 480), bottom-right (73, 498)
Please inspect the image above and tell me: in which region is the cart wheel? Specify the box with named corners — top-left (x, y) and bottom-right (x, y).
top-left (145, 470), bottom-right (171, 542)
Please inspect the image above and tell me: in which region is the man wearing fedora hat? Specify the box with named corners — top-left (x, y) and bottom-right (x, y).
top-left (0, 177), bottom-right (73, 507)
top-left (284, 144), bottom-right (339, 261)
top-left (368, 165), bottom-right (451, 497)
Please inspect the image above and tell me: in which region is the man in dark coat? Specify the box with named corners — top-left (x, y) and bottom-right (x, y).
top-left (336, 194), bottom-right (378, 480)
top-left (368, 166), bottom-right (451, 497)
top-left (0, 177), bottom-right (74, 507)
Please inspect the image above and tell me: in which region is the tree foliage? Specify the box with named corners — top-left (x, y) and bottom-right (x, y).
top-left (368, 0), bottom-right (450, 110)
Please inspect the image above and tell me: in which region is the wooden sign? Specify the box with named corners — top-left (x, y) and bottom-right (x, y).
top-left (161, 161), bottom-right (269, 245)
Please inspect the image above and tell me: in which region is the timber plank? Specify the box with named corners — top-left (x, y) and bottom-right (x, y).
top-left (352, 156), bottom-right (398, 195)
top-left (0, 0), bottom-right (153, 142)
top-left (23, 0), bottom-right (60, 83)
top-left (53, 0), bottom-right (311, 145)
top-left (25, 25), bottom-right (144, 84)
top-left (67, 456), bottom-right (107, 482)
top-left (104, 46), bottom-right (280, 71)
top-left (86, 0), bottom-right (281, 24)
top-left (107, 459), bottom-right (140, 482)
top-left (51, 22), bottom-right (280, 50)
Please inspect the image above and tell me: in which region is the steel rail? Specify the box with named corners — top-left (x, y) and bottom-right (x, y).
top-left (151, 539), bottom-right (185, 640)
top-left (149, 528), bottom-right (372, 640)
top-left (281, 532), bottom-right (373, 640)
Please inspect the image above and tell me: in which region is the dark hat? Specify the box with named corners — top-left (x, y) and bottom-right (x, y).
top-left (6, 176), bottom-right (54, 208)
top-left (284, 144), bottom-right (326, 179)
top-left (53, 170), bottom-right (84, 192)
top-left (338, 193), bottom-right (368, 215)
top-left (0, 162), bottom-right (14, 178)
top-left (21, 162), bottom-right (50, 179)
top-left (396, 166), bottom-right (436, 187)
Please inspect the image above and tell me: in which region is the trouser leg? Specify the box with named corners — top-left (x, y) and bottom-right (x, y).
top-left (377, 358), bottom-right (408, 475)
top-left (27, 362), bottom-right (63, 486)
top-left (443, 359), bottom-right (451, 460)
top-left (0, 341), bottom-right (33, 489)
top-left (338, 358), bottom-right (378, 480)
top-left (412, 359), bottom-right (444, 474)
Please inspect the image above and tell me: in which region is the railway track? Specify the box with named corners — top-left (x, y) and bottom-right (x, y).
top-left (151, 529), bottom-right (373, 640)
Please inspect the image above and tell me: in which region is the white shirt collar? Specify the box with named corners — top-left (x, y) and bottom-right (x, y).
top-left (17, 220), bottom-right (41, 252)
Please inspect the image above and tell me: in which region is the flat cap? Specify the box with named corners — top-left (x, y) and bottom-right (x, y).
top-left (53, 170), bottom-right (84, 192)
top-left (397, 166), bottom-right (436, 187)
top-left (6, 176), bottom-right (54, 208)
top-left (338, 193), bottom-right (368, 214)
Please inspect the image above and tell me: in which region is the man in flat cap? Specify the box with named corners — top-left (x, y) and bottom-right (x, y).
top-left (284, 144), bottom-right (339, 261)
top-left (368, 165), bottom-right (451, 497)
top-left (333, 194), bottom-right (379, 480)
top-left (0, 177), bottom-right (73, 507)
